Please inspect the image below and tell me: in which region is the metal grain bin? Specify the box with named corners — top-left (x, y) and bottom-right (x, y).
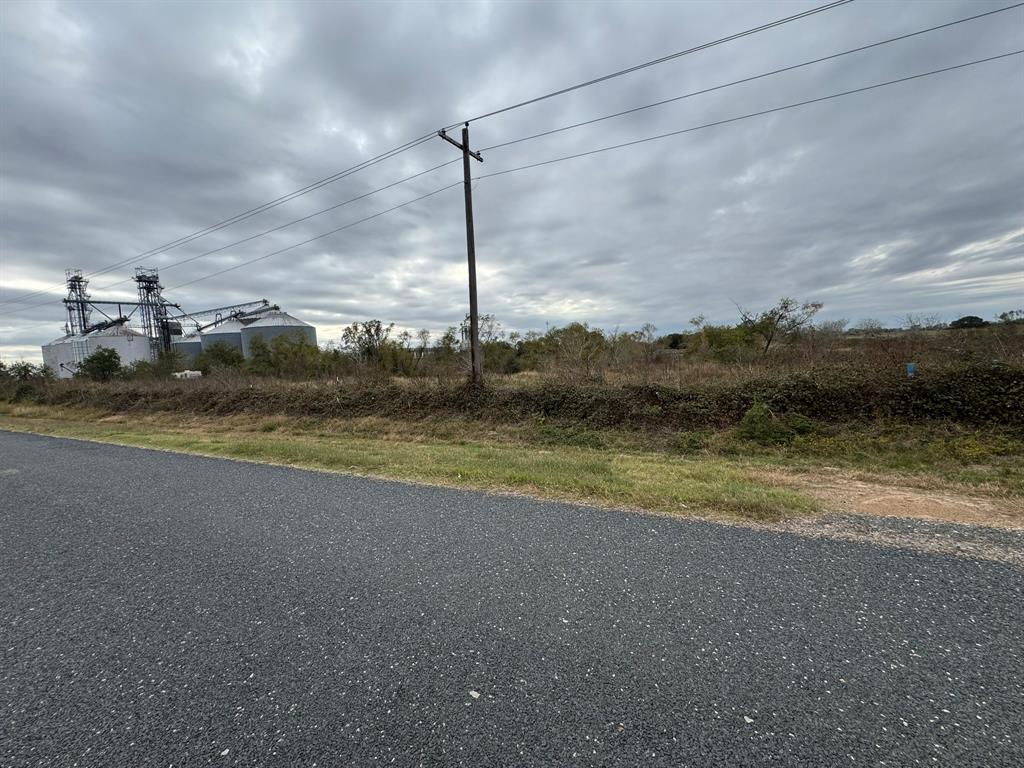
top-left (200, 318), bottom-right (246, 353)
top-left (41, 334), bottom-right (79, 379)
top-left (240, 311), bottom-right (317, 358)
top-left (170, 333), bottom-right (203, 366)
top-left (85, 324), bottom-right (153, 368)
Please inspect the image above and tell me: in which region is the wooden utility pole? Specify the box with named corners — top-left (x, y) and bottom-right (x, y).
top-left (438, 123), bottom-right (484, 383)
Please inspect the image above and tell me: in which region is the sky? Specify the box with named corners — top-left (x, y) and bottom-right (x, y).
top-left (1, 0), bottom-right (1022, 362)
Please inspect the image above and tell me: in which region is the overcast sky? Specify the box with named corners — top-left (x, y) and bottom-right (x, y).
top-left (1, 0), bottom-right (1022, 361)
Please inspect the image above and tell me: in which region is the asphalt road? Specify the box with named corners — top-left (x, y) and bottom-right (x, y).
top-left (1, 431), bottom-right (1022, 767)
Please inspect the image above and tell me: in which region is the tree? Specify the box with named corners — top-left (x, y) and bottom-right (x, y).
top-left (244, 337), bottom-right (275, 375)
top-left (77, 347), bottom-right (121, 381)
top-left (658, 333), bottom-right (690, 350)
top-left (815, 319), bottom-right (849, 335)
top-left (902, 312), bottom-right (942, 331)
top-left (468, 313), bottom-right (504, 344)
top-left (127, 350), bottom-right (183, 379)
top-left (851, 318), bottom-right (884, 334)
top-left (738, 298), bottom-right (823, 355)
top-left (949, 315), bottom-right (988, 330)
top-left (194, 342), bottom-right (244, 374)
top-left (341, 320), bottom-right (394, 364)
top-left (997, 309), bottom-right (1023, 324)
top-left (268, 335), bottom-right (322, 377)
top-left (544, 322), bottom-right (607, 379)
top-left (2, 361), bottom-right (52, 381)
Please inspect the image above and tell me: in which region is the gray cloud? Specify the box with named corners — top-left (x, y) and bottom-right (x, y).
top-left (2, 0), bottom-right (1022, 360)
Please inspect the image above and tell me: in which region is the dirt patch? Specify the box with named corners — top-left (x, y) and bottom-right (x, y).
top-left (750, 469), bottom-right (1024, 565)
top-left (763, 470), bottom-right (1024, 529)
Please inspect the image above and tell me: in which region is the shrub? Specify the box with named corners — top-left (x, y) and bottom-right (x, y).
top-left (194, 342), bottom-right (244, 374)
top-left (783, 412), bottom-right (816, 435)
top-left (670, 430), bottom-right (712, 454)
top-left (77, 347), bottom-right (122, 381)
top-left (735, 403), bottom-right (794, 445)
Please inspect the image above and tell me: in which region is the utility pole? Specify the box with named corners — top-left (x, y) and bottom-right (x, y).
top-left (438, 123), bottom-right (484, 384)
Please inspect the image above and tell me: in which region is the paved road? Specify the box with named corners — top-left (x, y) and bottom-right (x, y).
top-left (1, 431), bottom-right (1021, 767)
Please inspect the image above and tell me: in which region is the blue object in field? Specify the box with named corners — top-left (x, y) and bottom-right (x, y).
top-left (906, 362), bottom-right (917, 378)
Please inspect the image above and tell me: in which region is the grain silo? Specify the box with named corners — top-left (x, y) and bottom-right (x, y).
top-left (200, 318), bottom-right (246, 353)
top-left (41, 334), bottom-right (80, 379)
top-left (240, 311), bottom-right (317, 358)
top-left (170, 333), bottom-right (203, 365)
top-left (85, 324), bottom-right (153, 368)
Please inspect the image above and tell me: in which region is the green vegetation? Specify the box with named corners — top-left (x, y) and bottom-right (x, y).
top-left (76, 347), bottom-right (122, 381)
top-left (7, 363), bottom-right (1020, 428)
top-left (3, 301), bottom-right (1021, 523)
top-left (0, 403), bottom-right (818, 521)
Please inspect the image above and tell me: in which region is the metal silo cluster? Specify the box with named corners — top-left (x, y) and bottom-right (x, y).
top-left (39, 267), bottom-right (318, 377)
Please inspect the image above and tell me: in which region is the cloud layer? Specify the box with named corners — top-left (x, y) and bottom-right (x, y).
top-left (2, 0), bottom-right (1022, 361)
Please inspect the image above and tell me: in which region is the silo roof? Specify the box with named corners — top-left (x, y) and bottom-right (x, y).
top-left (88, 324), bottom-right (148, 338)
top-left (203, 319), bottom-right (247, 334)
top-left (245, 311), bottom-right (313, 328)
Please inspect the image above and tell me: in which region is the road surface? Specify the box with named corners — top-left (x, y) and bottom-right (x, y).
top-left (1, 430), bottom-right (1021, 766)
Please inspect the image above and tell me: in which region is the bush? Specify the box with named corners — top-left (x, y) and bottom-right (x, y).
top-left (194, 342), bottom-right (244, 375)
top-left (735, 403), bottom-right (794, 445)
top-left (77, 347), bottom-right (122, 382)
top-left (783, 412), bottom-right (816, 435)
top-left (670, 430), bottom-right (712, 454)
top-left (6, 362), bottom-right (1022, 429)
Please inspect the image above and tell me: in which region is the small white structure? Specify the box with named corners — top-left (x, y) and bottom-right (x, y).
top-left (171, 370), bottom-right (203, 380)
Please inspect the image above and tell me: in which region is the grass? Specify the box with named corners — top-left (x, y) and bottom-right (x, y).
top-left (666, 423), bottom-right (1024, 497)
top-left (0, 404), bottom-right (818, 522)
top-left (3, 402), bottom-right (1021, 524)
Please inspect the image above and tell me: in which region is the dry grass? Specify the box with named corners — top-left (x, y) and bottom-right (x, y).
top-left (0, 404), bottom-right (818, 522)
top-left (4, 400), bottom-right (1024, 530)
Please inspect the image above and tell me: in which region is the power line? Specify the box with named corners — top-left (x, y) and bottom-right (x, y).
top-left (166, 183), bottom-right (462, 292)
top-left (66, 7), bottom-right (1017, 298)
top-left (1, 0), bottom-right (854, 308)
top-left (445, 0), bottom-right (855, 129)
top-left (474, 51), bottom-right (1024, 183)
top-left (94, 158), bottom-right (462, 291)
top-left (105, 8), bottom-right (1024, 293)
top-left (14, 50), bottom-right (1017, 311)
top-left (6, 159), bottom-right (464, 314)
top-left (479, 3), bottom-right (1024, 153)
top-left (0, 133), bottom-right (436, 306)
top-left (161, 50), bottom-right (1021, 297)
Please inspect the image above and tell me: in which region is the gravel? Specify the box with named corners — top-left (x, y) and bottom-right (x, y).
top-left (2, 430), bottom-right (1022, 767)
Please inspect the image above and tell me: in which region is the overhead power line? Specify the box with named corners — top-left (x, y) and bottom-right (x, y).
top-left (94, 158), bottom-right (462, 291)
top-left (59, 5), bottom-right (1022, 299)
top-left (12, 1), bottom-right (884, 305)
top-left (479, 2), bottom-right (1024, 153)
top-left (475, 51), bottom-right (1024, 182)
top-left (0, 133), bottom-right (436, 307)
top-left (166, 183), bottom-right (462, 292)
top-left (160, 50), bottom-right (1021, 297)
top-left (8, 45), bottom-right (1017, 316)
top-left (445, 0), bottom-right (855, 128)
top-left (1, 0), bottom-right (853, 308)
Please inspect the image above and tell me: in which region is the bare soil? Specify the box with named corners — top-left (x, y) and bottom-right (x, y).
top-left (789, 472), bottom-right (1024, 529)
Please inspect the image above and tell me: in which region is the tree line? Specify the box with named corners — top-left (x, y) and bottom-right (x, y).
top-left (3, 299), bottom-right (1021, 383)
